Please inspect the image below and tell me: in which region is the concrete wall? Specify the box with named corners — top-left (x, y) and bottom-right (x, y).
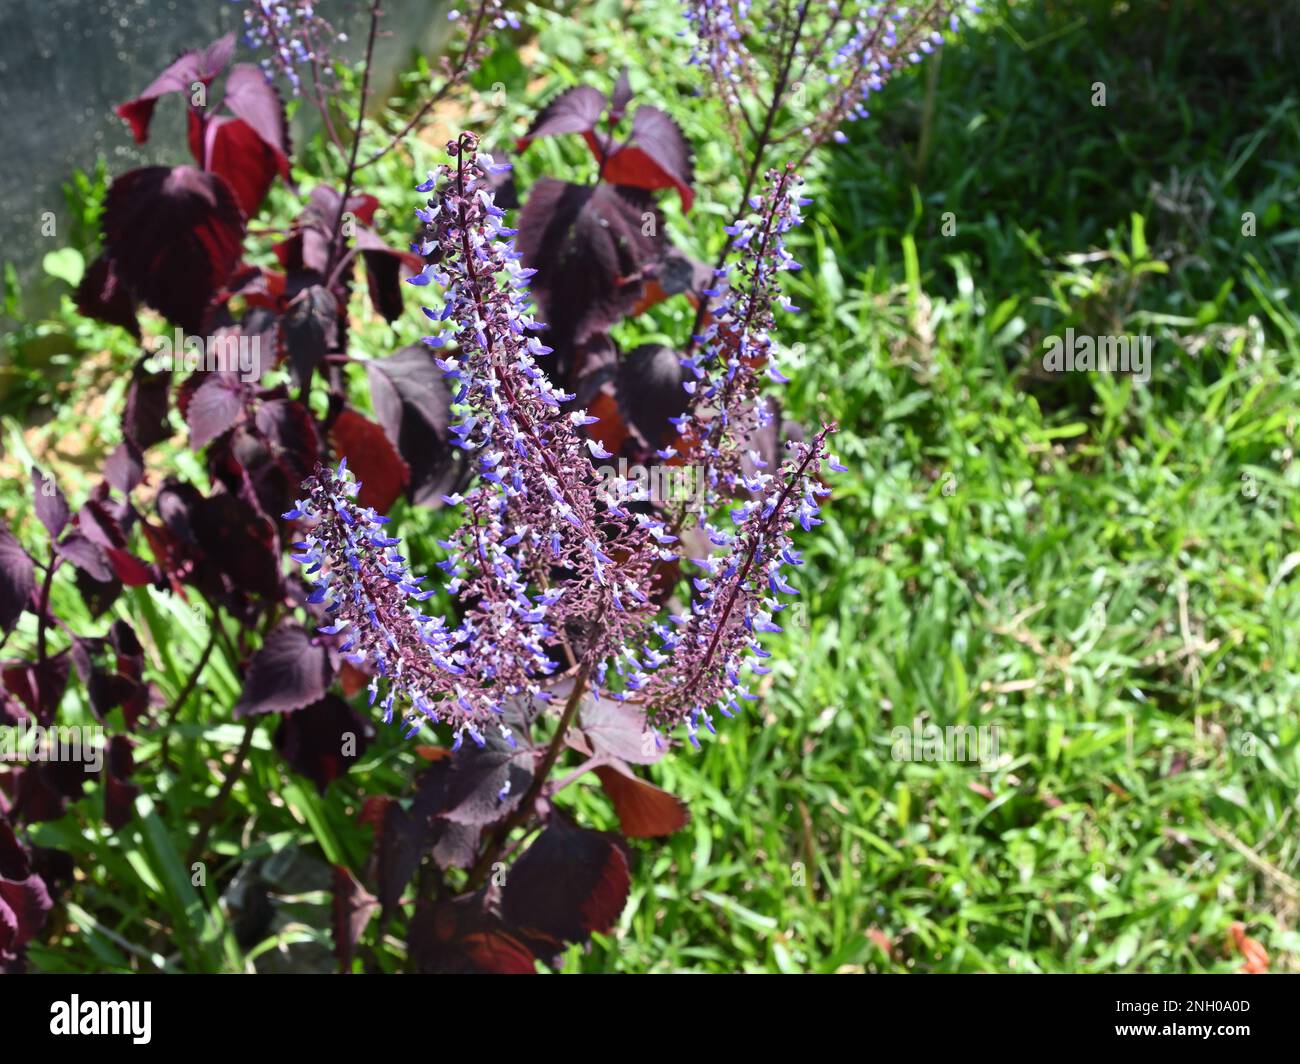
top-left (0, 0), bottom-right (450, 304)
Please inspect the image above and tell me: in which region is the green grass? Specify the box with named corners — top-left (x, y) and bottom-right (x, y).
top-left (5, 0), bottom-right (1300, 973)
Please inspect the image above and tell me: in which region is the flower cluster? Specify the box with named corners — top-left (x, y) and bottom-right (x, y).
top-left (286, 135), bottom-right (837, 751)
top-left (406, 133), bottom-right (668, 669)
top-left (681, 1), bottom-right (754, 148)
top-left (672, 165), bottom-right (808, 520)
top-left (681, 0), bottom-right (980, 153)
top-left (240, 0), bottom-right (343, 95)
top-left (284, 460), bottom-right (553, 747)
top-left (635, 428), bottom-right (839, 744)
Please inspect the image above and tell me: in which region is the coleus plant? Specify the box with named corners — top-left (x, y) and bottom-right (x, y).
top-left (284, 134), bottom-right (837, 971)
top-left (2, 0), bottom-right (966, 973)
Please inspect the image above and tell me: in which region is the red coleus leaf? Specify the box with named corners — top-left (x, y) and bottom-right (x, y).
top-left (219, 64), bottom-right (293, 179)
top-left (184, 64), bottom-right (292, 218)
top-left (115, 33), bottom-right (235, 144)
top-left (104, 547), bottom-right (153, 588)
top-left (73, 254), bottom-right (139, 338)
top-left (331, 865), bottom-right (378, 973)
top-left (500, 814), bottom-right (630, 948)
top-left (190, 113), bottom-right (284, 219)
top-left (274, 694), bottom-right (375, 794)
top-left (594, 763), bottom-right (689, 838)
top-left (328, 410), bottom-right (410, 515)
top-left (102, 165), bottom-right (245, 332)
top-left (234, 621), bottom-right (335, 717)
top-left (516, 84), bottom-right (607, 151)
top-left (600, 106), bottom-right (695, 212)
top-left (0, 523), bottom-right (36, 635)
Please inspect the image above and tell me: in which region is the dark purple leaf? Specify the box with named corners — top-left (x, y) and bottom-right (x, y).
top-left (0, 820), bottom-right (52, 956)
top-left (102, 165), bottom-right (245, 332)
top-left (54, 528), bottom-right (110, 580)
top-left (30, 469), bottom-right (69, 540)
top-left (73, 568), bottom-right (122, 618)
top-left (500, 815), bottom-right (630, 947)
top-left (275, 186), bottom-right (379, 275)
top-left (516, 179), bottom-right (664, 370)
top-left (516, 84), bottom-right (607, 151)
top-left (124, 365), bottom-right (172, 449)
top-left (74, 254), bottom-right (139, 338)
top-left (438, 732), bottom-right (535, 827)
top-left (281, 285), bottom-right (338, 389)
top-left (234, 622), bottom-right (335, 717)
top-left (365, 346), bottom-right (466, 507)
top-left (103, 736), bottom-right (139, 831)
top-left (274, 695), bottom-right (374, 793)
top-left (76, 499), bottom-right (128, 551)
top-left (190, 491), bottom-right (281, 598)
top-left (409, 897), bottom-right (537, 974)
top-left (12, 759), bottom-right (93, 824)
top-left (187, 374), bottom-right (246, 449)
top-left (409, 759), bottom-right (481, 871)
top-left (1, 653), bottom-right (70, 726)
top-left (369, 799), bottom-right (424, 920)
top-left (331, 865), bottom-right (377, 972)
top-left (104, 440), bottom-right (145, 495)
top-left (571, 689), bottom-right (664, 765)
top-left (354, 228), bottom-right (422, 323)
top-left (609, 69), bottom-right (633, 121)
top-left (618, 342), bottom-right (688, 452)
top-left (0, 524), bottom-right (35, 634)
